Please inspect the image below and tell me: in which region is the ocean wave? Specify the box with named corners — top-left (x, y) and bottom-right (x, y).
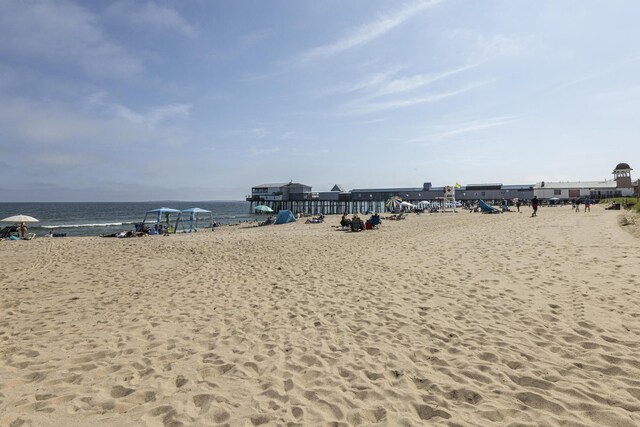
top-left (41, 222), bottom-right (135, 229)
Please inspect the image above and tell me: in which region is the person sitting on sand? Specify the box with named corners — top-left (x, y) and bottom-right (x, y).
top-left (350, 215), bottom-right (365, 232)
top-left (340, 214), bottom-right (352, 229)
top-left (305, 215), bottom-right (324, 224)
top-left (259, 216), bottom-right (275, 226)
top-left (369, 213), bottom-right (381, 228)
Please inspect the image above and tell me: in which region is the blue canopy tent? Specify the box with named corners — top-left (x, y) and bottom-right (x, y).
top-left (140, 207), bottom-right (183, 234)
top-left (478, 200), bottom-right (501, 214)
top-left (275, 210), bottom-right (296, 225)
top-left (181, 208), bottom-right (212, 232)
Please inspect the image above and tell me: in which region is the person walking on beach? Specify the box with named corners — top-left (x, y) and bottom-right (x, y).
top-left (584, 196), bottom-right (591, 212)
top-left (531, 196), bottom-right (539, 217)
top-left (574, 198), bottom-right (581, 212)
top-left (516, 200), bottom-right (521, 212)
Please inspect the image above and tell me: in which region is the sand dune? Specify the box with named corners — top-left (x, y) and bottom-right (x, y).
top-left (1, 205), bottom-right (639, 426)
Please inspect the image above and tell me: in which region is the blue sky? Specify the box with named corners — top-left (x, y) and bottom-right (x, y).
top-left (1, 0), bottom-right (639, 201)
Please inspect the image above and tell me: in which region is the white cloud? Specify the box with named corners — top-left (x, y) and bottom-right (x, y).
top-left (316, 66), bottom-right (406, 98)
top-left (88, 92), bottom-right (190, 127)
top-left (404, 116), bottom-right (516, 144)
top-left (299, 0), bottom-right (443, 62)
top-left (250, 128), bottom-right (270, 139)
top-left (344, 80), bottom-right (490, 115)
top-left (248, 146), bottom-right (280, 156)
top-left (29, 152), bottom-right (98, 168)
top-left (0, 0), bottom-right (142, 79)
top-left (0, 95), bottom-right (189, 150)
top-left (372, 63), bottom-right (481, 97)
top-left (106, 1), bottom-right (196, 37)
top-left (240, 30), bottom-right (270, 46)
top-left (447, 29), bottom-right (529, 61)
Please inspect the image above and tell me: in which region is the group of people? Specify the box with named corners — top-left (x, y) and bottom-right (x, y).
top-left (305, 214), bottom-right (325, 224)
top-left (0, 222), bottom-right (35, 241)
top-left (340, 213), bottom-right (381, 232)
top-left (573, 197), bottom-right (591, 212)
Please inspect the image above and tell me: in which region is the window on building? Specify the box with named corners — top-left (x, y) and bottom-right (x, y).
top-left (554, 189), bottom-right (561, 195)
top-left (481, 192), bottom-right (485, 196)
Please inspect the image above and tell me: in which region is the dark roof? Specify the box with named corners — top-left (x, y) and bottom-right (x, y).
top-left (254, 182), bottom-right (290, 188)
top-left (614, 162), bottom-right (632, 170)
top-left (351, 187), bottom-right (422, 193)
top-left (465, 184), bottom-right (503, 190)
top-left (501, 184), bottom-right (534, 190)
top-left (254, 182), bottom-right (310, 188)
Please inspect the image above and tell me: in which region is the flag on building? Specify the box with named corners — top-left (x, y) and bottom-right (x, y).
top-left (455, 182), bottom-right (461, 188)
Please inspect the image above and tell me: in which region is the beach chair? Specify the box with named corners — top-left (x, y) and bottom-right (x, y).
top-left (0, 225), bottom-right (18, 239)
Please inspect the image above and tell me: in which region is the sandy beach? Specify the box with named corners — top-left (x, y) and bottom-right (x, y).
top-left (1, 205), bottom-right (639, 426)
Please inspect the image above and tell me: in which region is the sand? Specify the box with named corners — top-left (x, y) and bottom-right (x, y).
top-left (1, 205), bottom-right (639, 426)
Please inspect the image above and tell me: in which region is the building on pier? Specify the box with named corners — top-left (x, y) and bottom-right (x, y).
top-left (246, 181), bottom-right (534, 214)
top-left (246, 162), bottom-right (634, 214)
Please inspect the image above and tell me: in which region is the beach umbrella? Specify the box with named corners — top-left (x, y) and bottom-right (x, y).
top-left (254, 205), bottom-right (273, 213)
top-left (385, 196), bottom-right (402, 211)
top-left (400, 201), bottom-right (416, 209)
top-left (1, 215), bottom-right (39, 223)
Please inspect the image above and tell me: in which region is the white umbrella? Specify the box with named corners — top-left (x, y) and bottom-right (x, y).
top-left (254, 205), bottom-right (273, 213)
top-left (1, 215), bottom-right (39, 223)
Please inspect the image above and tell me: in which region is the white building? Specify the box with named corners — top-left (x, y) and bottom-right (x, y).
top-left (533, 163), bottom-right (634, 200)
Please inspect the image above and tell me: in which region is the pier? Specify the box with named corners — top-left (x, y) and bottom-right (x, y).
top-left (246, 164), bottom-right (636, 215)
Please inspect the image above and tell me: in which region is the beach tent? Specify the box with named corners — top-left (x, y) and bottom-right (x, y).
top-left (181, 208), bottom-right (212, 232)
top-left (478, 200), bottom-right (501, 214)
top-left (141, 207), bottom-right (183, 233)
top-left (274, 210), bottom-right (296, 225)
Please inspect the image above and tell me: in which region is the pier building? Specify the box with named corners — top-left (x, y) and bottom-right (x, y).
top-left (246, 163), bottom-right (633, 214)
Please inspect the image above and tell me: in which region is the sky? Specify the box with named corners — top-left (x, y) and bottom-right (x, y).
top-left (1, 0), bottom-right (639, 201)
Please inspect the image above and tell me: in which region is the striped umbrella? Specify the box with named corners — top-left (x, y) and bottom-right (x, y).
top-left (385, 196), bottom-right (403, 211)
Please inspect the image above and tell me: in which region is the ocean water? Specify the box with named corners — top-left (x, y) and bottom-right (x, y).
top-left (0, 201), bottom-right (262, 237)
